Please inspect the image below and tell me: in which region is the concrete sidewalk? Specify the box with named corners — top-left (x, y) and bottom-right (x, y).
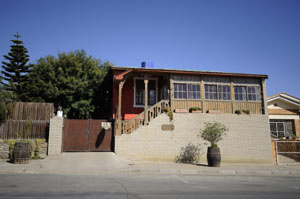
top-left (1, 152), bottom-right (300, 176)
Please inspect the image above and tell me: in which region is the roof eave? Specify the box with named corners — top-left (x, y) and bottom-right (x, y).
top-left (111, 66), bottom-right (268, 79)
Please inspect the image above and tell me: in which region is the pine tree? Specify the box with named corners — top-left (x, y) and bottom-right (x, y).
top-left (1, 33), bottom-right (32, 101)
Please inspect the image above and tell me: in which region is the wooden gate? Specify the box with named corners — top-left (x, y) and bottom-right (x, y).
top-left (63, 119), bottom-right (112, 152)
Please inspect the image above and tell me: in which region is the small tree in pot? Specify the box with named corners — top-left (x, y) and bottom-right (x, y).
top-left (199, 121), bottom-right (228, 167)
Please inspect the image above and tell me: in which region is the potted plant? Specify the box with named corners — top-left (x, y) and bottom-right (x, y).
top-left (207, 107), bottom-right (220, 114)
top-left (242, 109), bottom-right (250, 115)
top-left (235, 110), bottom-right (241, 115)
top-left (13, 119), bottom-right (33, 164)
top-left (175, 106), bottom-right (188, 113)
top-left (199, 121), bottom-right (228, 167)
top-left (189, 107), bottom-right (202, 113)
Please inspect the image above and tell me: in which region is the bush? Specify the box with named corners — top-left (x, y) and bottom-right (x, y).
top-left (175, 142), bottom-right (202, 163)
top-left (199, 121), bottom-right (228, 147)
top-left (189, 107), bottom-right (202, 112)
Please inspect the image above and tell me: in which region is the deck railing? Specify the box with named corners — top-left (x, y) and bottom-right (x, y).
top-left (116, 100), bottom-right (170, 135)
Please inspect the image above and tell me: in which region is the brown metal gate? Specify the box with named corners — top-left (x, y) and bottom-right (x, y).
top-left (63, 119), bottom-right (112, 152)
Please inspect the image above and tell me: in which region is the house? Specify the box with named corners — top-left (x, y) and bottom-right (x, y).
top-left (112, 65), bottom-right (273, 163)
top-left (267, 93), bottom-right (300, 138)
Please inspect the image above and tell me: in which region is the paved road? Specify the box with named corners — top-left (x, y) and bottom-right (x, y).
top-left (0, 174), bottom-right (300, 199)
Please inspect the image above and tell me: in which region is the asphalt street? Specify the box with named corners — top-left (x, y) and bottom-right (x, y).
top-left (0, 174), bottom-right (300, 199)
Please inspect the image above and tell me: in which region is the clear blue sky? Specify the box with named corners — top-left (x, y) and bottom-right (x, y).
top-left (1, 0), bottom-right (299, 97)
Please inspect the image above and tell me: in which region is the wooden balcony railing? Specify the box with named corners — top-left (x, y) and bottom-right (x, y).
top-left (116, 100), bottom-right (170, 135)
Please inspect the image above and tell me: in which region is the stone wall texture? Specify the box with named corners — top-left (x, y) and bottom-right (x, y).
top-left (0, 140), bottom-right (9, 159)
top-left (0, 140), bottom-right (48, 159)
top-left (115, 113), bottom-right (273, 164)
top-left (48, 116), bottom-right (64, 156)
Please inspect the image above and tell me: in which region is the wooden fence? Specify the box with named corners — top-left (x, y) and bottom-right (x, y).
top-left (0, 102), bottom-right (54, 139)
top-left (274, 140), bottom-right (300, 164)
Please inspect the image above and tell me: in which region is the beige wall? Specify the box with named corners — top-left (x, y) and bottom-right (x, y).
top-left (115, 113), bottom-right (273, 164)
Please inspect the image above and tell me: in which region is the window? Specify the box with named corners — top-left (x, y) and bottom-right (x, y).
top-left (174, 83), bottom-right (187, 99)
top-left (174, 83), bottom-right (201, 99)
top-left (234, 86), bottom-right (247, 101)
top-left (205, 85), bottom-right (217, 100)
top-left (234, 86), bottom-right (261, 101)
top-left (204, 85), bottom-right (231, 100)
top-left (218, 85), bottom-right (231, 100)
top-left (135, 79), bottom-right (156, 106)
top-left (188, 84), bottom-right (200, 99)
top-left (135, 79), bottom-right (145, 105)
top-left (270, 120), bottom-right (294, 138)
top-left (247, 86), bottom-right (261, 101)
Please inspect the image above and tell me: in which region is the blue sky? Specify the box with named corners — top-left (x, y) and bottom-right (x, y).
top-left (1, 0), bottom-right (299, 97)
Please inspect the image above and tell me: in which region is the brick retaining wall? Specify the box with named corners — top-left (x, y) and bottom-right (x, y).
top-left (115, 113), bottom-right (273, 163)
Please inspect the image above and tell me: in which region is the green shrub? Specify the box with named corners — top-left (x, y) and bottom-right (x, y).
top-left (164, 106), bottom-right (173, 121)
top-left (189, 107), bottom-right (202, 112)
top-left (33, 139), bottom-right (46, 159)
top-left (175, 142), bottom-right (202, 163)
top-left (235, 110), bottom-right (241, 115)
top-left (4, 139), bottom-right (16, 161)
top-left (242, 109), bottom-right (250, 115)
top-left (199, 121), bottom-right (228, 147)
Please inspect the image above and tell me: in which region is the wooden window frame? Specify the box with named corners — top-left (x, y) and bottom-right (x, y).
top-left (133, 77), bottom-right (158, 108)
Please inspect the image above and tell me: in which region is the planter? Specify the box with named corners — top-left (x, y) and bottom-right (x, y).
top-left (207, 147), bottom-right (221, 167)
top-left (13, 141), bottom-right (33, 164)
top-left (191, 110), bottom-right (202, 113)
top-left (175, 109), bottom-right (188, 113)
top-left (207, 110), bottom-right (220, 114)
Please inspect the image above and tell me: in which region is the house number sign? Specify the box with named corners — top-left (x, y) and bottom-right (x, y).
top-left (101, 122), bottom-right (112, 130)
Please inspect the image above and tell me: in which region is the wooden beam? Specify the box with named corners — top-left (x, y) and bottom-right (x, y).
top-left (144, 76), bottom-right (149, 125)
top-left (118, 80), bottom-right (125, 120)
top-left (200, 76), bottom-right (205, 113)
top-left (170, 74), bottom-right (174, 112)
top-left (230, 77), bottom-right (235, 113)
top-left (261, 78), bottom-right (268, 115)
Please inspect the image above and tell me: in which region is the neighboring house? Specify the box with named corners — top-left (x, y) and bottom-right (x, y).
top-left (112, 65), bottom-right (273, 163)
top-left (267, 93), bottom-right (300, 138)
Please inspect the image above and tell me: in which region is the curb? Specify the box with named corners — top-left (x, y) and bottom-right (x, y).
top-left (1, 168), bottom-right (300, 177)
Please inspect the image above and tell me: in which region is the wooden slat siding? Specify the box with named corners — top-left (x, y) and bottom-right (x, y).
top-left (173, 100), bottom-right (187, 109)
top-left (205, 101), bottom-right (232, 113)
top-left (187, 101), bottom-right (202, 110)
top-left (6, 102), bottom-right (54, 120)
top-left (173, 101), bottom-right (262, 114)
top-left (173, 100), bottom-right (202, 110)
top-left (234, 102), bottom-right (261, 114)
top-left (1, 102), bottom-right (53, 139)
top-left (0, 120), bottom-right (49, 139)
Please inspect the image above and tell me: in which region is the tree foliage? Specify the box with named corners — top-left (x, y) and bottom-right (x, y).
top-left (28, 50), bottom-right (111, 119)
top-left (199, 121), bottom-right (228, 147)
top-left (1, 33), bottom-right (32, 101)
top-left (0, 80), bottom-right (14, 123)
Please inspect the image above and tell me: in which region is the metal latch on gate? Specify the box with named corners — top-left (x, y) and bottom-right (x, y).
top-left (101, 122), bottom-right (112, 130)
